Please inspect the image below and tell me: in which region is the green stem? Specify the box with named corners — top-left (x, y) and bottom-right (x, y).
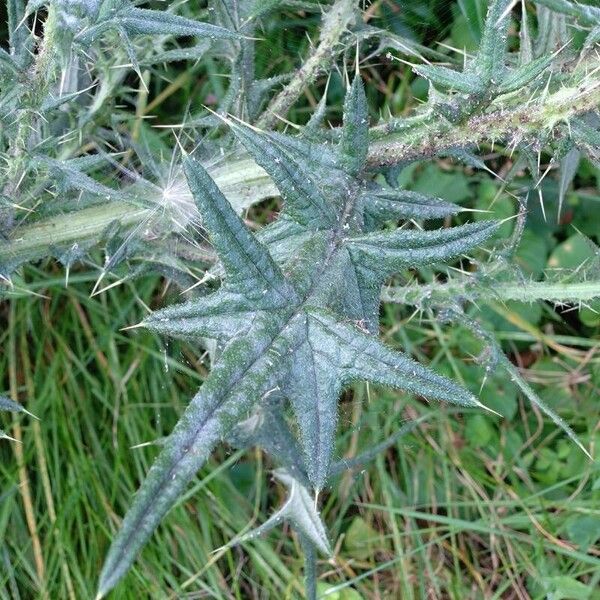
top-left (3, 6), bottom-right (60, 195)
top-left (2, 60), bottom-right (599, 272)
top-left (256, 0), bottom-right (356, 130)
top-left (382, 279), bottom-right (600, 306)
top-left (0, 158), bottom-right (273, 268)
top-left (301, 536), bottom-right (318, 600)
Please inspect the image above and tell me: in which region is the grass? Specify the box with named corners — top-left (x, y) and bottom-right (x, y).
top-left (1, 257), bottom-right (599, 598)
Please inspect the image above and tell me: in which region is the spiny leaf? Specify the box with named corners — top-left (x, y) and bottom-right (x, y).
top-left (0, 48), bottom-right (19, 76)
top-left (0, 396), bottom-right (29, 413)
top-left (97, 320), bottom-right (291, 598)
top-left (228, 469), bottom-right (331, 556)
top-left (498, 54), bottom-right (554, 94)
top-left (308, 310), bottom-right (482, 409)
top-left (182, 156), bottom-right (295, 302)
top-left (143, 289), bottom-right (261, 341)
top-left (474, 0), bottom-right (512, 81)
top-left (536, 0), bottom-right (600, 26)
top-left (583, 25), bottom-right (600, 51)
top-left (340, 77), bottom-right (368, 174)
top-left (557, 147), bottom-right (580, 220)
top-left (229, 402), bottom-right (308, 485)
top-left (118, 7), bottom-right (240, 38)
top-left (229, 122), bottom-right (340, 229)
top-left (360, 188), bottom-right (461, 227)
top-left (76, 3), bottom-right (239, 45)
top-left (412, 64), bottom-right (484, 94)
top-left (347, 220), bottom-right (500, 279)
top-left (8, 0), bottom-right (30, 57)
top-left (285, 319), bottom-right (341, 488)
top-left (98, 80), bottom-right (500, 596)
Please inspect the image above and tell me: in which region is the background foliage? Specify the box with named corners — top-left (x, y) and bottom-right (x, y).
top-left (1, 0), bottom-right (600, 598)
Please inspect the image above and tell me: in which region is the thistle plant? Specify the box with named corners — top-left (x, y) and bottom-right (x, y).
top-left (1, 0), bottom-right (599, 597)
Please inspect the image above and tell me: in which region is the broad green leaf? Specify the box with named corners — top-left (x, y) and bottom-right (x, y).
top-left (344, 517), bottom-right (386, 560)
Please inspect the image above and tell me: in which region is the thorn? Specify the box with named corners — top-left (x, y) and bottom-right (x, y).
top-left (538, 188), bottom-right (547, 222)
top-left (477, 401), bottom-right (503, 418)
top-left (90, 270), bottom-right (106, 297)
top-left (496, 213), bottom-right (521, 227)
top-left (460, 207), bottom-right (493, 214)
top-left (21, 407), bottom-right (40, 420)
top-left (120, 322), bottom-right (146, 332)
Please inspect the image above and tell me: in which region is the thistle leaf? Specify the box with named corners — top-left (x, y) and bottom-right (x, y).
top-left (75, 3), bottom-right (239, 45)
top-left (536, 0), bottom-right (600, 26)
top-left (8, 0), bottom-right (29, 57)
top-left (229, 402), bottom-right (308, 484)
top-left (285, 320), bottom-right (342, 488)
top-left (182, 156), bottom-right (295, 303)
top-left (340, 77), bottom-right (369, 174)
top-left (498, 55), bottom-right (554, 94)
top-left (557, 147), bottom-right (581, 220)
top-left (98, 80), bottom-right (500, 597)
top-left (308, 310), bottom-right (481, 409)
top-left (412, 64), bottom-right (484, 94)
top-left (143, 289), bottom-right (262, 342)
top-left (360, 188), bottom-right (461, 226)
top-left (229, 469), bottom-right (331, 556)
top-left (347, 220), bottom-right (500, 279)
top-left (117, 7), bottom-right (240, 38)
top-left (474, 0), bottom-right (512, 81)
top-left (0, 48), bottom-right (19, 76)
top-left (0, 396), bottom-right (28, 413)
top-left (229, 123), bottom-right (340, 229)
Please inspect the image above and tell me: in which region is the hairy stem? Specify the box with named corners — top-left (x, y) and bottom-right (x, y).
top-left (2, 62), bottom-right (598, 270)
top-left (382, 279), bottom-right (600, 306)
top-left (256, 0), bottom-right (356, 130)
top-left (2, 6), bottom-right (60, 196)
top-left (301, 536), bottom-right (318, 600)
top-left (367, 77), bottom-right (600, 167)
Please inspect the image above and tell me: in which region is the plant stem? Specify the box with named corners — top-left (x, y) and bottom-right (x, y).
top-left (0, 157), bottom-right (274, 269)
top-left (2, 60), bottom-right (598, 270)
top-left (301, 536), bottom-right (318, 600)
top-left (256, 0), bottom-right (356, 129)
top-left (367, 75), bottom-right (600, 167)
top-left (2, 6), bottom-right (60, 196)
top-left (382, 279), bottom-right (600, 306)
